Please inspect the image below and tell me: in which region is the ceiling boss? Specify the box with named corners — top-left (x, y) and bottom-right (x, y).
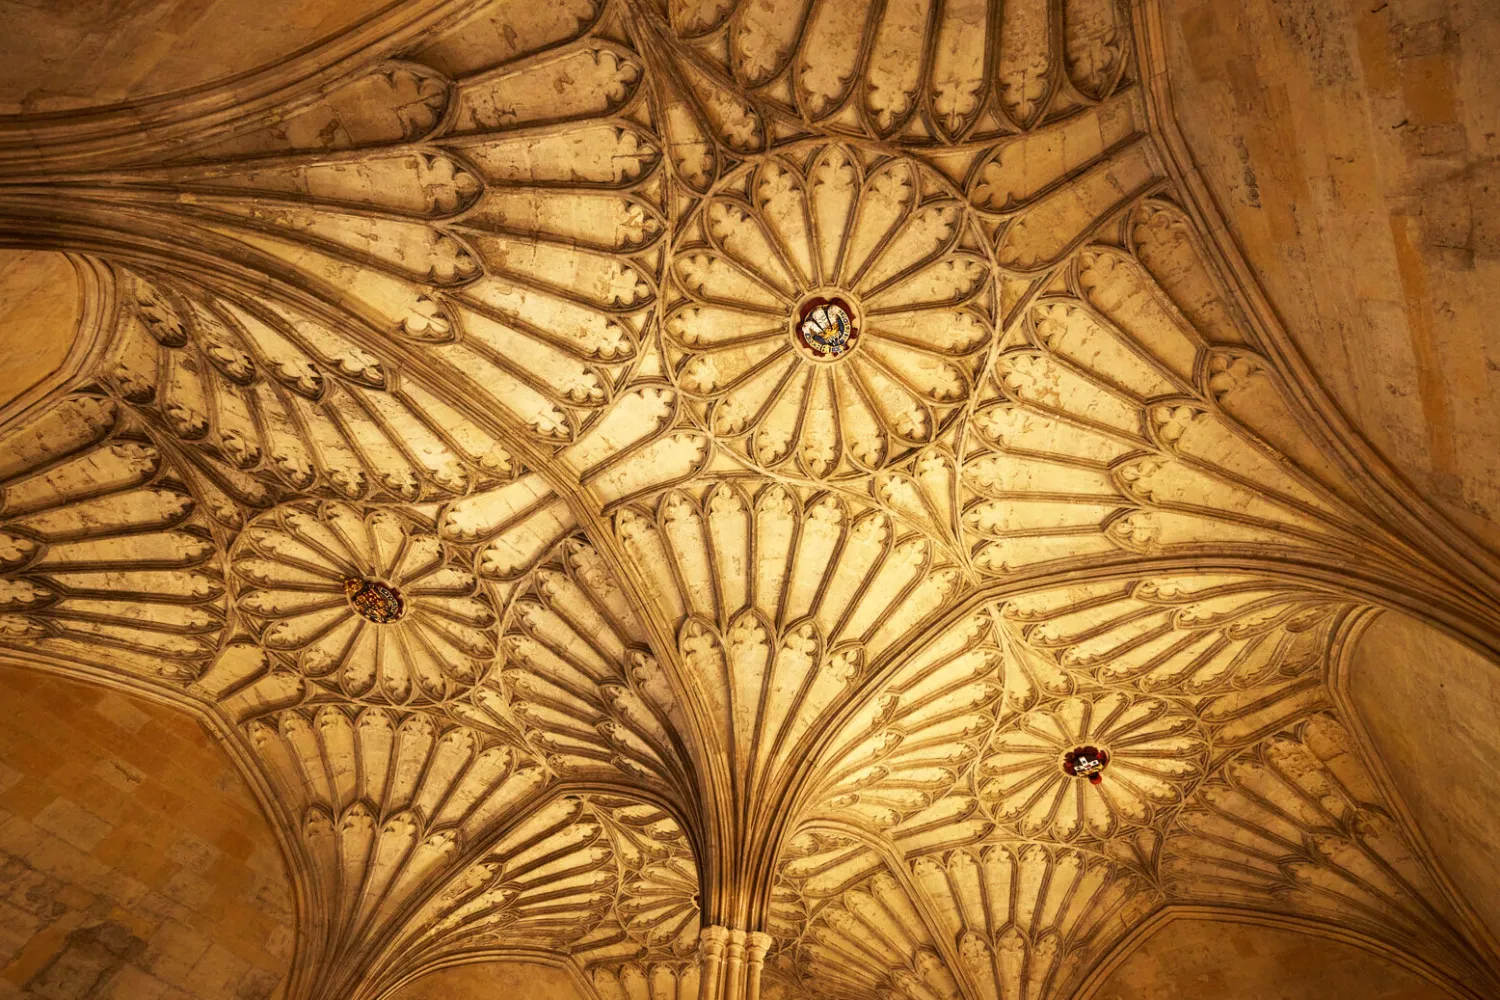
top-left (792, 292), bottom-right (861, 361)
top-left (666, 143), bottom-right (994, 479)
top-left (1063, 745), bottom-right (1110, 785)
top-left (1, 0), bottom-right (1496, 995)
top-left (343, 577), bottom-right (407, 624)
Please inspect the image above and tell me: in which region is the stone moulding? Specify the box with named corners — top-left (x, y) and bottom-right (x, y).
top-left (1327, 606), bottom-right (1500, 965)
top-left (0, 0), bottom-right (478, 169)
top-left (0, 1), bottom-right (1497, 998)
top-left (1127, 0), bottom-right (1500, 608)
top-left (369, 945), bottom-right (598, 1000)
top-left (0, 251), bottom-right (115, 428)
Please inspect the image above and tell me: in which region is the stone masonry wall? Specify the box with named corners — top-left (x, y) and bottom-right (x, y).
top-left (1162, 0), bottom-right (1500, 552)
top-left (0, 666), bottom-right (293, 1000)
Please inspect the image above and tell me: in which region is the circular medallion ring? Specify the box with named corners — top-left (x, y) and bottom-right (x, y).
top-left (344, 577), bottom-right (407, 624)
top-left (1062, 745), bottom-right (1109, 785)
top-left (791, 291), bottom-right (862, 362)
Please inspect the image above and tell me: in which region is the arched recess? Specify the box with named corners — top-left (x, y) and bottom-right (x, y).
top-left (779, 555), bottom-right (1496, 851)
top-left (1338, 608), bottom-right (1500, 953)
top-left (765, 819), bottom-right (1164, 1000)
top-left (383, 953), bottom-right (592, 1000)
top-left (1077, 909), bottom-right (1466, 1000)
top-left (0, 251), bottom-right (111, 421)
top-left (0, 659), bottom-right (295, 999)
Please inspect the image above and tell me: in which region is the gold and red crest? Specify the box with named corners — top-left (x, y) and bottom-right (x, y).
top-left (343, 577), bottom-right (406, 624)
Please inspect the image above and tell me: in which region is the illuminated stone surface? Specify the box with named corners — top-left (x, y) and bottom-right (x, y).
top-left (0, 2), bottom-right (1496, 999)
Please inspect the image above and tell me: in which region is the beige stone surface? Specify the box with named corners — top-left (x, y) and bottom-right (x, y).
top-left (1349, 610), bottom-right (1500, 944)
top-left (0, 2), bottom-right (1495, 999)
top-left (1088, 918), bottom-right (1449, 1000)
top-left (1160, 0), bottom-right (1500, 551)
top-left (0, 665), bottom-right (292, 1000)
top-left (0, 0), bottom-right (391, 114)
top-left (0, 251), bottom-right (81, 413)
top-left (387, 961), bottom-right (586, 1000)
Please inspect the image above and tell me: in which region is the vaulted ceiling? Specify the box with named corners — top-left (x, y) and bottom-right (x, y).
top-left (0, 1), bottom-right (1497, 999)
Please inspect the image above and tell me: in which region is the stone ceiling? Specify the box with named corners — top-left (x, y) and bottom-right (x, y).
top-left (0, 0), bottom-right (1497, 998)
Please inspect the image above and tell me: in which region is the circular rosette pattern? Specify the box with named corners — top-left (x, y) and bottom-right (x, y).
top-left (233, 502), bottom-right (497, 704)
top-left (665, 143), bottom-right (994, 478)
top-left (979, 692), bottom-right (1206, 841)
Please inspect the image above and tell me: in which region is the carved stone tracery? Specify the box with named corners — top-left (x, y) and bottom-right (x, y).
top-left (0, 1), bottom-right (1497, 999)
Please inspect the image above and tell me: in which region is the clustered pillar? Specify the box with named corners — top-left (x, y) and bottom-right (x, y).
top-left (697, 926), bottom-right (773, 1000)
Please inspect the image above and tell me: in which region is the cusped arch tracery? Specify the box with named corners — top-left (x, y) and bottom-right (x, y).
top-left (245, 696), bottom-right (704, 1000)
top-left (765, 822), bottom-right (1161, 1000)
top-left (639, 0), bottom-right (1135, 148)
top-left (0, 392), bottom-right (228, 677)
top-left (232, 500), bottom-right (499, 706)
top-left (468, 528), bottom-right (698, 798)
top-left (1, 2), bottom-right (1498, 1000)
top-left (664, 141), bottom-right (998, 479)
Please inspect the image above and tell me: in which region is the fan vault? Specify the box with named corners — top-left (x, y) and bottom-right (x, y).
top-left (0, 0), bottom-right (1497, 998)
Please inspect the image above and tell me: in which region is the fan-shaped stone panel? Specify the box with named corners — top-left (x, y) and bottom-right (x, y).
top-left (104, 266), bottom-right (523, 508)
top-left (1160, 712), bottom-right (1497, 992)
top-left (912, 841), bottom-right (1159, 1000)
top-left (362, 792), bottom-right (701, 995)
top-left (0, 394), bottom-right (227, 680)
top-left (613, 478), bottom-right (964, 823)
top-left (643, 0), bottom-right (1136, 145)
top-left (243, 704), bottom-right (552, 998)
top-left (769, 830), bottom-right (960, 1000)
top-left (459, 529), bottom-right (692, 795)
top-left (768, 825), bottom-right (1160, 1000)
top-left (962, 228), bottom-right (1374, 576)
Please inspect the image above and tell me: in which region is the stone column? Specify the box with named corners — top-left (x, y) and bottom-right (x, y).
top-left (744, 931), bottom-right (773, 1000)
top-left (722, 928), bottom-right (748, 1000)
top-left (698, 925), bottom-right (774, 1000)
top-left (699, 926), bottom-right (730, 1000)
